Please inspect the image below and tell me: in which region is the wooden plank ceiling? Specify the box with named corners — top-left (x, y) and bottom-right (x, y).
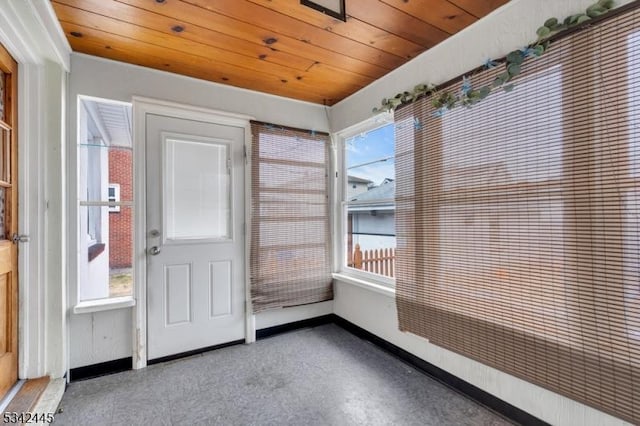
top-left (52, 0), bottom-right (508, 105)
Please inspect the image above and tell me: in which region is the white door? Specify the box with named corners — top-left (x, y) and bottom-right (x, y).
top-left (146, 113), bottom-right (245, 360)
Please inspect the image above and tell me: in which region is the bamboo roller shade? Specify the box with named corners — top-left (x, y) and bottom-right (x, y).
top-left (250, 122), bottom-right (333, 312)
top-left (395, 7), bottom-right (640, 424)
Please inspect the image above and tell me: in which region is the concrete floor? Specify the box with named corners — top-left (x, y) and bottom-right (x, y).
top-left (54, 324), bottom-right (513, 425)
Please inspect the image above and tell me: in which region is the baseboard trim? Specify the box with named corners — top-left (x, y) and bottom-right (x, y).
top-left (69, 357), bottom-right (132, 382)
top-left (256, 314), bottom-right (335, 339)
top-left (332, 315), bottom-right (549, 426)
top-left (147, 339), bottom-right (245, 366)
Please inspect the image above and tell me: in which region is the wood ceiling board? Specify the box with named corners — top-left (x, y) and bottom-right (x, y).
top-left (62, 23), bottom-right (349, 104)
top-left (56, 0), bottom-right (389, 81)
top-left (70, 37), bottom-right (336, 105)
top-left (345, 0), bottom-right (450, 48)
top-left (53, 0), bottom-right (317, 73)
top-left (447, 0), bottom-right (510, 19)
top-left (379, 0), bottom-right (477, 34)
top-left (247, 0), bottom-right (426, 60)
top-left (55, 4), bottom-right (371, 95)
top-left (176, 0), bottom-right (406, 69)
top-left (116, 0), bottom-right (392, 78)
top-left (52, 0), bottom-right (510, 105)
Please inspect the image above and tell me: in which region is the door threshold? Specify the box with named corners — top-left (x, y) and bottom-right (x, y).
top-left (0, 380), bottom-right (25, 413)
top-left (2, 377), bottom-right (50, 415)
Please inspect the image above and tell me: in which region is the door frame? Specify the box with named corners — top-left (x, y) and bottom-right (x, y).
top-left (132, 97), bottom-right (255, 369)
top-left (0, 2), bottom-right (70, 381)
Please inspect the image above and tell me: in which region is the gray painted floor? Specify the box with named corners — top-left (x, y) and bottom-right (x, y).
top-left (54, 324), bottom-right (513, 426)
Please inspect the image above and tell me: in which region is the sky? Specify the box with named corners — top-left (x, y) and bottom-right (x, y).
top-left (345, 123), bottom-right (395, 186)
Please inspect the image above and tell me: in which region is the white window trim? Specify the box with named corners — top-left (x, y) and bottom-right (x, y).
top-left (73, 296), bottom-right (136, 314)
top-left (332, 272), bottom-right (395, 298)
top-left (332, 112), bottom-right (396, 289)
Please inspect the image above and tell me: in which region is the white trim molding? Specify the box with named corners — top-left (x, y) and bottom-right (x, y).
top-left (132, 97), bottom-right (255, 369)
top-left (31, 0), bottom-right (71, 70)
top-left (0, 0), bottom-right (70, 69)
top-left (17, 63), bottom-right (47, 379)
top-left (73, 297), bottom-right (136, 315)
top-left (0, 0), bottom-right (70, 379)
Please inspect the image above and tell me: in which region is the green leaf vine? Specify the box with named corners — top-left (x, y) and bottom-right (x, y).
top-left (372, 0), bottom-right (616, 117)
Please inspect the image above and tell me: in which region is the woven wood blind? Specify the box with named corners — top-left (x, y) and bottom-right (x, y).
top-left (250, 122), bottom-right (333, 312)
top-left (395, 8), bottom-right (640, 424)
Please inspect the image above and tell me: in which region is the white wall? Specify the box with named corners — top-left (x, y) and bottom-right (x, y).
top-left (329, 0), bottom-right (635, 132)
top-left (68, 53), bottom-right (332, 368)
top-left (70, 53), bottom-right (330, 133)
top-left (334, 281), bottom-right (632, 426)
top-left (42, 60), bottom-right (68, 380)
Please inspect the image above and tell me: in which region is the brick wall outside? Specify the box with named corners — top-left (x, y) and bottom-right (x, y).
top-left (108, 147), bottom-right (133, 269)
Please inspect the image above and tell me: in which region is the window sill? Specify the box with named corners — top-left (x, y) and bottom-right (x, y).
top-left (73, 296), bottom-right (136, 314)
top-left (87, 243), bottom-right (105, 262)
top-left (332, 272), bottom-right (395, 298)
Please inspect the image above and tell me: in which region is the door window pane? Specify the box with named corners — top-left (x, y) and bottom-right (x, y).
top-left (0, 187), bottom-right (5, 239)
top-left (0, 70), bottom-right (4, 122)
top-left (164, 138), bottom-right (230, 241)
top-left (0, 126), bottom-right (9, 183)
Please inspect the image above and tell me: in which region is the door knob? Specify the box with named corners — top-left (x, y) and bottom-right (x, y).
top-left (148, 246), bottom-right (161, 256)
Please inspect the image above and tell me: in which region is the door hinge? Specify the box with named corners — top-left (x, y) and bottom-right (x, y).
top-left (12, 234), bottom-right (29, 244)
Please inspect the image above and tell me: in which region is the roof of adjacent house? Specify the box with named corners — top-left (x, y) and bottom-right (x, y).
top-left (348, 175), bottom-right (373, 184)
top-left (350, 179), bottom-right (395, 202)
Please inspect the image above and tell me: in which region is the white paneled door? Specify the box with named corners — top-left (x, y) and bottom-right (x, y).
top-left (146, 114), bottom-right (245, 360)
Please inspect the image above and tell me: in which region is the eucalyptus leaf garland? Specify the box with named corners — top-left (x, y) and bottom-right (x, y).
top-left (372, 0), bottom-right (616, 116)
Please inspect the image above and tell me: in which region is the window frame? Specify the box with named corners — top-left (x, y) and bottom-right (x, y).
top-left (71, 95), bottom-right (135, 312)
top-left (333, 112), bottom-right (395, 288)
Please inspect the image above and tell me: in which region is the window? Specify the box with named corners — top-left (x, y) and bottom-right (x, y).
top-left (394, 8), bottom-right (640, 424)
top-left (340, 116), bottom-right (395, 281)
top-left (108, 183), bottom-right (120, 213)
top-left (76, 96), bottom-right (134, 303)
top-left (250, 121), bottom-right (333, 312)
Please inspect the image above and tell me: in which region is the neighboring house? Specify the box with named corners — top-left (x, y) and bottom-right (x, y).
top-left (347, 162), bottom-right (512, 253)
top-left (108, 148), bottom-right (132, 270)
top-left (346, 175), bottom-right (372, 199)
top-left (348, 179), bottom-right (395, 251)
